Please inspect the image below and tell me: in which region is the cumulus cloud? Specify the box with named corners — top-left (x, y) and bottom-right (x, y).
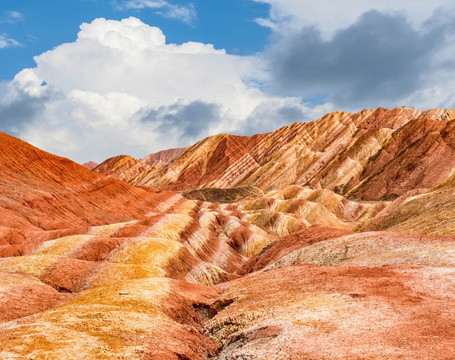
top-left (0, 17), bottom-right (312, 163)
top-left (0, 70), bottom-right (59, 133)
top-left (117, 0), bottom-right (196, 24)
top-left (4, 2), bottom-right (454, 164)
top-left (268, 10), bottom-right (455, 107)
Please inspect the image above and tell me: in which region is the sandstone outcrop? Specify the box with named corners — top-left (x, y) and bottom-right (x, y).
top-left (0, 131), bottom-right (180, 241)
top-left (124, 107), bottom-right (455, 202)
top-left (92, 155), bottom-right (155, 184)
top-left (2, 107), bottom-right (455, 359)
top-left (142, 147), bottom-right (185, 168)
top-left (82, 161), bottom-right (98, 170)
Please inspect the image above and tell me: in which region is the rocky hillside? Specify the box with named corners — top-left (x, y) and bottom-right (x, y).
top-left (82, 161), bottom-right (98, 170)
top-left (142, 147), bottom-right (185, 168)
top-left (0, 131), bottom-right (177, 255)
top-left (92, 148), bottom-right (186, 185)
top-left (96, 107), bottom-right (455, 202)
top-left (1, 108), bottom-right (455, 359)
top-left (92, 155), bottom-right (154, 184)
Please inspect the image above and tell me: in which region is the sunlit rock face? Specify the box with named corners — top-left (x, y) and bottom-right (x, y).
top-left (102, 107), bottom-right (455, 202)
top-left (0, 131), bottom-right (178, 232)
top-left (2, 107), bottom-right (455, 359)
top-left (205, 265), bottom-right (455, 360)
top-left (92, 155), bottom-right (155, 184)
top-left (361, 187), bottom-right (455, 236)
top-left (92, 148), bottom-right (186, 185)
top-left (142, 147), bottom-right (186, 168)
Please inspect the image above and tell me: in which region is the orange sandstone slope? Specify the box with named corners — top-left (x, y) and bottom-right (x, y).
top-left (142, 147), bottom-right (185, 168)
top-left (92, 154), bottom-right (155, 184)
top-left (93, 148), bottom-right (186, 185)
top-left (0, 131), bottom-right (175, 233)
top-left (137, 107), bottom-right (455, 201)
top-left (138, 132), bottom-right (266, 190)
top-left (82, 161), bottom-right (98, 170)
top-left (1, 212), bottom-right (455, 359)
top-left (1, 126), bottom-right (455, 358)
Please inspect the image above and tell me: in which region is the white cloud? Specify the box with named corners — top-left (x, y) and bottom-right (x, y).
top-left (7, 11), bottom-right (23, 22)
top-left (4, 4), bottom-right (453, 165)
top-left (117, 0), bottom-right (196, 24)
top-left (0, 34), bottom-right (20, 48)
top-left (0, 10), bottom-right (23, 24)
top-left (1, 17), bottom-right (316, 163)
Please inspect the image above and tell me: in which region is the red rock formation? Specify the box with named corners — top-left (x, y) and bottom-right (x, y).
top-left (135, 107), bottom-right (455, 202)
top-left (205, 264), bottom-right (455, 359)
top-left (0, 131), bottom-right (178, 234)
top-left (1, 108), bottom-right (455, 359)
top-left (82, 161), bottom-right (98, 170)
top-left (92, 154), bottom-right (154, 184)
top-left (143, 133), bottom-right (265, 191)
top-left (142, 147), bottom-right (185, 168)
top-left (239, 226), bottom-right (353, 274)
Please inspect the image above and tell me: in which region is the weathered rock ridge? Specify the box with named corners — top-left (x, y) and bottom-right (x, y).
top-left (1, 107), bottom-right (455, 359)
top-left (96, 107), bottom-right (455, 202)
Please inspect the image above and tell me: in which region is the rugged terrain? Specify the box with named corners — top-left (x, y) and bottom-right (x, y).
top-left (1, 107), bottom-right (455, 359)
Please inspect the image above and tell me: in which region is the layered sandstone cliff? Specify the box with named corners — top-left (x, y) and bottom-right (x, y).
top-left (119, 107), bottom-right (455, 202)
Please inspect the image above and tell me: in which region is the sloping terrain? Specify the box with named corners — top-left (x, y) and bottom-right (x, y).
top-left (360, 186), bottom-right (455, 236)
top-left (0, 131), bottom-right (181, 257)
top-left (101, 107), bottom-right (455, 202)
top-left (82, 161), bottom-right (98, 170)
top-left (1, 107), bottom-right (455, 359)
top-left (181, 185), bottom-right (263, 204)
top-left (93, 148), bottom-right (186, 185)
top-left (92, 155), bottom-right (155, 184)
top-left (142, 147), bottom-right (185, 168)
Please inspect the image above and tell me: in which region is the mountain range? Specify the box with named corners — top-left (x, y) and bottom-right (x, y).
top-left (1, 107), bottom-right (455, 359)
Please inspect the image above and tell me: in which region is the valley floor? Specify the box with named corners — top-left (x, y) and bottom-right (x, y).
top-left (1, 193), bottom-right (454, 359)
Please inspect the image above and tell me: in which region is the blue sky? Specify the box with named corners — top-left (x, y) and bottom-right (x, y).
top-left (1, 0), bottom-right (455, 163)
top-left (0, 0), bottom-right (270, 81)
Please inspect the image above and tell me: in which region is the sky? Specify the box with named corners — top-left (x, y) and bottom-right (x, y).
top-left (1, 0), bottom-right (455, 163)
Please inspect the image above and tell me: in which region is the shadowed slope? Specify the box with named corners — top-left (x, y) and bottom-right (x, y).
top-left (181, 185), bottom-right (263, 204)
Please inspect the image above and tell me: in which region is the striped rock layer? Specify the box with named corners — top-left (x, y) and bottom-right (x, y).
top-left (92, 148), bottom-right (186, 185)
top-left (2, 107), bottom-right (455, 359)
top-left (111, 107), bottom-right (455, 202)
top-left (142, 147), bottom-right (185, 168)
